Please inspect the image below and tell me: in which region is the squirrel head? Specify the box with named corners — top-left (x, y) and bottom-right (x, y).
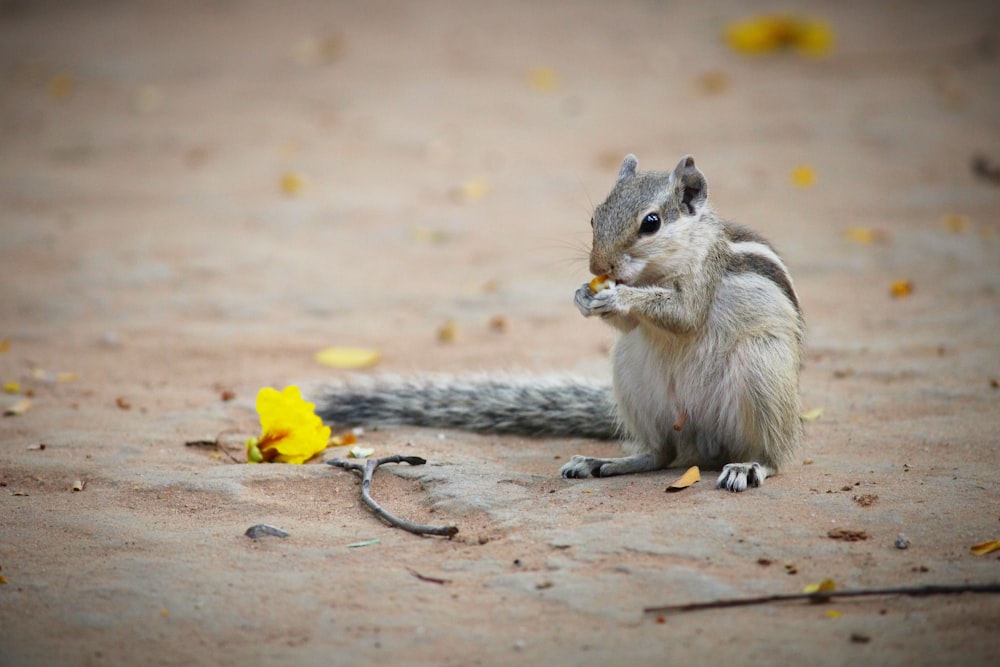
top-left (589, 154), bottom-right (709, 283)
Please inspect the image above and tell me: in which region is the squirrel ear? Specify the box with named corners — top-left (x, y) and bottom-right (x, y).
top-left (672, 154), bottom-right (708, 215)
top-left (618, 154), bottom-right (638, 181)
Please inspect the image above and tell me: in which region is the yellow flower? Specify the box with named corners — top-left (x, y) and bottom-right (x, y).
top-left (725, 15), bottom-right (834, 57)
top-left (246, 386), bottom-right (331, 464)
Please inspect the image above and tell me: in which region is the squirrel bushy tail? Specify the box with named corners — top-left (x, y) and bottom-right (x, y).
top-left (315, 375), bottom-right (618, 440)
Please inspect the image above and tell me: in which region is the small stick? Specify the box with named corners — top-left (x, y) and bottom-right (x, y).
top-left (327, 455), bottom-right (459, 538)
top-left (643, 582), bottom-right (1000, 615)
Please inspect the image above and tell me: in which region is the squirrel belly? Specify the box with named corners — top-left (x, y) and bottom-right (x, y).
top-left (315, 374), bottom-right (619, 441)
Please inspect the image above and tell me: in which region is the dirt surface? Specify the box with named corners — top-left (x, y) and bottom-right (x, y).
top-left (2, 1), bottom-right (999, 665)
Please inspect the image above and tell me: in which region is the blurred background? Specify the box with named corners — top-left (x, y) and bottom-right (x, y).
top-left (1, 0), bottom-right (997, 371)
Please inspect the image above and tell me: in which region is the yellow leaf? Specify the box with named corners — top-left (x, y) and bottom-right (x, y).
top-left (725, 15), bottom-right (834, 57)
top-left (246, 386), bottom-right (331, 464)
top-left (348, 445), bottom-right (375, 459)
top-left (280, 171), bottom-right (308, 196)
top-left (889, 279), bottom-right (914, 298)
top-left (455, 178), bottom-right (489, 203)
top-left (3, 398), bottom-right (31, 416)
top-left (437, 320), bottom-right (459, 343)
top-left (48, 73), bottom-right (75, 101)
top-left (970, 539), bottom-right (1000, 556)
top-left (843, 227), bottom-right (888, 245)
top-left (826, 609), bottom-right (842, 619)
top-left (665, 466), bottom-right (701, 492)
top-left (941, 214), bottom-right (969, 234)
top-left (3, 382), bottom-right (19, 394)
top-left (314, 347), bottom-right (380, 369)
top-left (790, 165), bottom-right (817, 188)
top-left (803, 578), bottom-right (837, 594)
top-left (527, 67), bottom-right (559, 92)
top-left (801, 407), bottom-right (825, 421)
top-left (0, 340), bottom-right (9, 353)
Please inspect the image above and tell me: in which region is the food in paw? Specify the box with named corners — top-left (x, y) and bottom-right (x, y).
top-left (589, 274), bottom-right (616, 292)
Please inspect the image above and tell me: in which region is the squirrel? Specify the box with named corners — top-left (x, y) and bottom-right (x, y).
top-left (316, 154), bottom-right (804, 492)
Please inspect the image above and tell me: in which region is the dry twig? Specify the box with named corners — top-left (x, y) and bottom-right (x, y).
top-left (643, 582), bottom-right (1000, 615)
top-left (327, 455), bottom-right (459, 538)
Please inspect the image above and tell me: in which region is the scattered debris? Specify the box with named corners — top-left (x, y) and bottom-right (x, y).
top-left (115, 396), bottom-right (132, 410)
top-left (3, 382), bottom-right (19, 394)
top-left (725, 14), bottom-right (834, 57)
top-left (843, 227), bottom-right (888, 245)
top-left (665, 466), bottom-right (700, 492)
top-left (71, 480), bottom-right (85, 492)
top-left (643, 583), bottom-right (1000, 616)
top-left (853, 493), bottom-right (878, 507)
top-left (279, 170), bottom-right (308, 196)
top-left (408, 568), bottom-right (450, 585)
top-left (828, 528), bottom-right (868, 542)
top-left (894, 534), bottom-right (911, 549)
top-left (971, 154), bottom-right (1000, 185)
top-left (348, 445), bottom-right (375, 459)
top-left (790, 165), bottom-right (817, 188)
top-left (27, 443), bottom-right (46, 451)
top-left (346, 539), bottom-right (380, 549)
top-left (850, 632), bottom-right (871, 644)
top-left (488, 315), bottom-right (509, 333)
top-left (245, 524), bottom-right (289, 539)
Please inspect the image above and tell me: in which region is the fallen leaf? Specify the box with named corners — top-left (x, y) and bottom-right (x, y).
top-left (0, 340), bottom-right (9, 353)
top-left (455, 178), bottom-right (489, 203)
top-left (803, 578), bottom-right (836, 594)
top-left (843, 227), bottom-right (888, 245)
top-left (665, 466), bottom-right (701, 492)
top-left (696, 70), bottom-right (729, 95)
top-left (828, 528), bottom-right (868, 541)
top-left (48, 73), bottom-right (75, 100)
top-left (790, 165), bottom-right (817, 188)
top-left (279, 170), bottom-right (308, 196)
top-left (3, 398), bottom-right (31, 416)
top-left (941, 214), bottom-right (969, 234)
top-left (527, 67), bottom-right (559, 92)
top-left (489, 315), bottom-right (509, 333)
top-left (0, 575), bottom-right (7, 584)
top-left (3, 382), bottom-right (19, 394)
top-left (115, 396), bottom-right (132, 410)
top-left (801, 407), bottom-right (825, 421)
top-left (889, 279), bottom-right (914, 298)
top-left (970, 539), bottom-right (1000, 556)
top-left (725, 15), bottom-right (834, 57)
top-left (437, 320), bottom-right (459, 343)
top-left (348, 445), bottom-right (375, 459)
top-left (825, 609), bottom-right (842, 619)
top-left (314, 347), bottom-right (380, 369)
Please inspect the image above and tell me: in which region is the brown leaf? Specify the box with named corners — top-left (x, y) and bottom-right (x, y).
top-left (828, 528), bottom-right (868, 541)
top-left (970, 539), bottom-right (1000, 556)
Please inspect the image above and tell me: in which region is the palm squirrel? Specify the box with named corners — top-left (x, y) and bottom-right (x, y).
top-left (317, 154), bottom-right (804, 491)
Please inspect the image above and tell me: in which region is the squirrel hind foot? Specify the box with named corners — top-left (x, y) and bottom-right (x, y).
top-left (716, 462), bottom-right (769, 492)
top-left (560, 453), bottom-right (663, 479)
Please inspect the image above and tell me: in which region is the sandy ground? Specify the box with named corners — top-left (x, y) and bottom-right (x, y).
top-left (2, 1), bottom-right (999, 665)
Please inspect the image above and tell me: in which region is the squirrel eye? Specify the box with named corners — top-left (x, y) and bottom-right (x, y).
top-left (638, 213), bottom-right (661, 235)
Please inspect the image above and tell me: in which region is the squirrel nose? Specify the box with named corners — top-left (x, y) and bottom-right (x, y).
top-left (590, 260), bottom-right (613, 276)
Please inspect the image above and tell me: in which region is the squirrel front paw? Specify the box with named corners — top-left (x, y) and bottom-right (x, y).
top-left (574, 283), bottom-right (596, 317)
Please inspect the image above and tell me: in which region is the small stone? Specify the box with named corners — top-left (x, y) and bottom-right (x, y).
top-left (894, 534), bottom-right (911, 549)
